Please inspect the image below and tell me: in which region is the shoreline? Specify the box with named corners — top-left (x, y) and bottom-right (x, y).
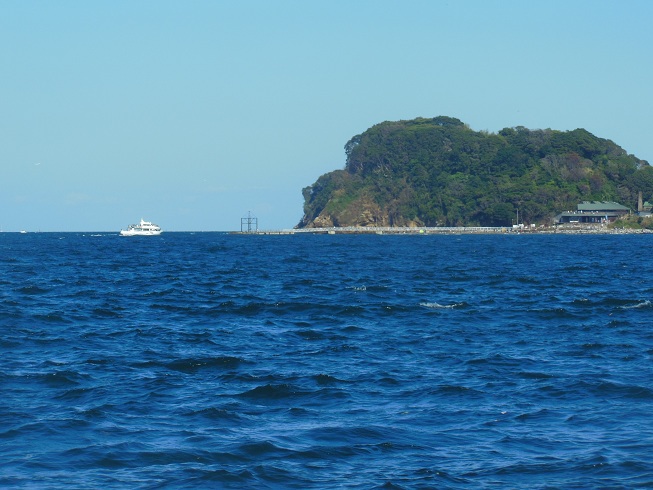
top-left (251, 225), bottom-right (653, 235)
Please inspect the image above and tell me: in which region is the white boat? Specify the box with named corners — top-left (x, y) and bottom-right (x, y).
top-left (120, 219), bottom-right (162, 236)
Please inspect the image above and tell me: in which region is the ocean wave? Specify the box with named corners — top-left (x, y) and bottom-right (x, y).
top-left (39, 370), bottom-right (88, 386)
top-left (15, 285), bottom-right (50, 295)
top-left (619, 300), bottom-right (652, 309)
top-left (429, 384), bottom-right (484, 397)
top-left (182, 407), bottom-right (243, 422)
top-left (419, 301), bottom-right (466, 309)
top-left (237, 383), bottom-right (309, 400)
top-left (161, 356), bottom-right (245, 373)
top-left (229, 441), bottom-right (287, 462)
top-left (528, 306), bottom-right (580, 319)
top-left (91, 307), bottom-right (122, 318)
top-left (571, 297), bottom-right (652, 310)
top-left (312, 374), bottom-right (344, 385)
top-left (294, 329), bottom-right (327, 340)
top-left (347, 285), bottom-right (391, 293)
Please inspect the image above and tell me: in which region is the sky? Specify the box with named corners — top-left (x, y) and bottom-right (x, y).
top-left (1, 0), bottom-right (652, 232)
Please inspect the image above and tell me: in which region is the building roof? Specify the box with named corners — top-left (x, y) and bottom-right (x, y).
top-left (577, 201), bottom-right (630, 212)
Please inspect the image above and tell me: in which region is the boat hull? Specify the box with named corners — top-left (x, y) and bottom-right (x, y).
top-left (119, 230), bottom-right (162, 236)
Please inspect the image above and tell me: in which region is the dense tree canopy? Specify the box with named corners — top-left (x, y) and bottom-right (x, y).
top-left (298, 117), bottom-right (650, 228)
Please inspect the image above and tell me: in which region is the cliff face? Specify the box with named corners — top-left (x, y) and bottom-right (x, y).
top-left (297, 116), bottom-right (652, 228)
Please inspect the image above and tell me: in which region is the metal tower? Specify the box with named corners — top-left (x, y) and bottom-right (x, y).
top-left (241, 211), bottom-right (258, 233)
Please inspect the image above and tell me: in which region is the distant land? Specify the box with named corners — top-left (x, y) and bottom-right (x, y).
top-left (297, 116), bottom-right (652, 228)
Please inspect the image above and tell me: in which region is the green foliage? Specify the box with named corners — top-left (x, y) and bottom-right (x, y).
top-left (299, 117), bottom-right (651, 228)
top-left (609, 214), bottom-right (653, 230)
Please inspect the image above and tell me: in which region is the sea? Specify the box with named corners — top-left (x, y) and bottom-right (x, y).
top-left (1, 232), bottom-right (652, 489)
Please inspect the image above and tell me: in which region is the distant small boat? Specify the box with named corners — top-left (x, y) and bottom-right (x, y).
top-left (19, 230), bottom-right (27, 234)
top-left (120, 219), bottom-right (162, 236)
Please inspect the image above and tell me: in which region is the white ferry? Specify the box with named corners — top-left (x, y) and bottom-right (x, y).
top-left (120, 219), bottom-right (162, 236)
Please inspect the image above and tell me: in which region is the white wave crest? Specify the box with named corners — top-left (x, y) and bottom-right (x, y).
top-left (420, 302), bottom-right (463, 309)
top-left (620, 300), bottom-right (652, 310)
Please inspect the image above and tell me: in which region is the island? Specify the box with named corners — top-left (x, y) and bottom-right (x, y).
top-left (297, 117), bottom-right (653, 230)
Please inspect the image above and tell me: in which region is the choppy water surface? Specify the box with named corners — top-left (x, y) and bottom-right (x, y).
top-left (1, 232), bottom-right (652, 489)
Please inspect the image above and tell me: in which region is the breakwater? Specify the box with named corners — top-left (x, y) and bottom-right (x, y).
top-left (245, 225), bottom-right (653, 235)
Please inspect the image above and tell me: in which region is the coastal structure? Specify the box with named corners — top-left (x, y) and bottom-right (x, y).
top-left (240, 211), bottom-right (258, 233)
top-left (554, 201), bottom-right (630, 224)
top-left (637, 191), bottom-right (652, 217)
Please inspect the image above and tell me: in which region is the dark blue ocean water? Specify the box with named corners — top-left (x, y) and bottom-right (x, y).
top-left (1, 232), bottom-right (652, 489)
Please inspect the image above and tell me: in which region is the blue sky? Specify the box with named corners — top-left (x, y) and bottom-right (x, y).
top-left (1, 0), bottom-right (651, 231)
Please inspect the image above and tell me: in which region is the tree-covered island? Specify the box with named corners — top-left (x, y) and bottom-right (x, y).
top-left (297, 117), bottom-right (653, 228)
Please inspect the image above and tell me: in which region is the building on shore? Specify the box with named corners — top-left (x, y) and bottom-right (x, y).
top-left (637, 191), bottom-right (652, 217)
top-left (554, 201), bottom-right (630, 224)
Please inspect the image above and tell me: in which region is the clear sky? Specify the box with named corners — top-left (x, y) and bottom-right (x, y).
top-left (1, 0), bottom-right (651, 232)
